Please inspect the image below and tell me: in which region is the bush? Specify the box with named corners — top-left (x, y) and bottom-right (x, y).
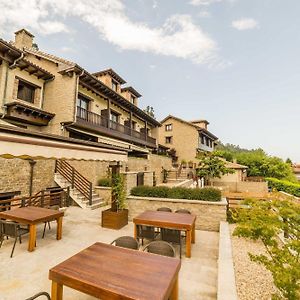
top-left (266, 177), bottom-right (300, 197)
top-left (97, 177), bottom-right (112, 187)
top-left (130, 186), bottom-right (221, 202)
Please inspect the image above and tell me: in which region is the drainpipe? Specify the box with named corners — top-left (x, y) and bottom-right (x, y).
top-left (28, 159), bottom-right (36, 196)
top-left (9, 53), bottom-right (24, 70)
top-left (74, 69), bottom-right (85, 120)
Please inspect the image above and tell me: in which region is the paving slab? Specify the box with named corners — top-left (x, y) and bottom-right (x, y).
top-left (0, 206), bottom-right (218, 300)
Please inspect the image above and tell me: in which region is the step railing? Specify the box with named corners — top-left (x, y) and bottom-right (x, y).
top-left (55, 160), bottom-right (93, 206)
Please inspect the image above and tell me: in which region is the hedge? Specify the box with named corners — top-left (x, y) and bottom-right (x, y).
top-left (130, 186), bottom-right (221, 202)
top-left (97, 178), bottom-right (112, 187)
top-left (266, 177), bottom-right (300, 197)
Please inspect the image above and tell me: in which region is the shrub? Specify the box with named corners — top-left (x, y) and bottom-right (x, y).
top-left (266, 177), bottom-right (300, 197)
top-left (130, 186), bottom-right (221, 202)
top-left (97, 177), bottom-right (112, 187)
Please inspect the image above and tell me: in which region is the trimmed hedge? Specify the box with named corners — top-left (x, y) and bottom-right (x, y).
top-left (130, 186), bottom-right (221, 202)
top-left (266, 177), bottom-right (300, 197)
top-left (97, 178), bottom-right (112, 187)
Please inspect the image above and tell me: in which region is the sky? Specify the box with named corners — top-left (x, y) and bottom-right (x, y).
top-left (0, 0), bottom-right (299, 162)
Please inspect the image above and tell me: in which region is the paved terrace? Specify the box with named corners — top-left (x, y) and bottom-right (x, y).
top-left (0, 207), bottom-right (219, 300)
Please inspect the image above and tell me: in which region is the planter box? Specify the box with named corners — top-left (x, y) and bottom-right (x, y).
top-left (101, 208), bottom-right (128, 230)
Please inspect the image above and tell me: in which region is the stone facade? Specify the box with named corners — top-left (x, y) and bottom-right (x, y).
top-left (94, 186), bottom-right (112, 204)
top-left (127, 196), bottom-right (227, 231)
top-left (123, 171), bottom-right (153, 195)
top-left (212, 181), bottom-right (268, 194)
top-left (0, 158), bottom-right (55, 196)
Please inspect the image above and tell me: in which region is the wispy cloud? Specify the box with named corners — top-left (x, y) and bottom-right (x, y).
top-left (198, 11), bottom-right (211, 18)
top-left (190, 0), bottom-right (222, 6)
top-left (232, 18), bottom-right (259, 30)
top-left (0, 0), bottom-right (225, 67)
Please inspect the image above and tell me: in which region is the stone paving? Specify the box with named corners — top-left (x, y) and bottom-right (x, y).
top-left (0, 206), bottom-right (219, 300)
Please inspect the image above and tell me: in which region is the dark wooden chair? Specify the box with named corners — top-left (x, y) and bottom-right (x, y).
top-left (136, 225), bottom-right (156, 245)
top-left (25, 292), bottom-right (51, 300)
top-left (157, 207), bottom-right (172, 212)
top-left (143, 241), bottom-right (175, 257)
top-left (110, 236), bottom-right (139, 250)
top-left (175, 209), bottom-right (191, 214)
top-left (0, 220), bottom-right (29, 258)
top-left (161, 228), bottom-right (182, 258)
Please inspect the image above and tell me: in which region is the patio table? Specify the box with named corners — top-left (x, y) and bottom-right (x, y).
top-left (133, 210), bottom-right (196, 258)
top-left (49, 242), bottom-right (181, 300)
top-left (0, 206), bottom-right (64, 252)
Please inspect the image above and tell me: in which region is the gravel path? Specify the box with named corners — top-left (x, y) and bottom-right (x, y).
top-left (230, 224), bottom-right (277, 300)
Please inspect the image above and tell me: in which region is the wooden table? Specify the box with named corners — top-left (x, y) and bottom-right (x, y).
top-left (0, 206), bottom-right (64, 252)
top-left (133, 211), bottom-right (196, 258)
top-left (49, 242), bottom-right (181, 300)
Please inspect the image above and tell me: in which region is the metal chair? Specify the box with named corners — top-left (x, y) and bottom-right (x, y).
top-left (143, 241), bottom-right (176, 257)
top-left (42, 205), bottom-right (60, 238)
top-left (25, 292), bottom-right (51, 300)
top-left (0, 220), bottom-right (29, 258)
top-left (157, 207), bottom-right (172, 212)
top-left (136, 225), bottom-right (156, 245)
top-left (161, 228), bottom-right (182, 258)
top-left (175, 209), bottom-right (191, 214)
top-left (110, 236), bottom-right (139, 250)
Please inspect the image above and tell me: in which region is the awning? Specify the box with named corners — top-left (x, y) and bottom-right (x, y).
top-left (0, 124), bottom-right (128, 161)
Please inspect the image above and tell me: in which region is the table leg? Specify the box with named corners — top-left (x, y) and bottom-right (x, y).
top-left (133, 223), bottom-right (137, 239)
top-left (186, 230), bottom-right (191, 258)
top-left (192, 222), bottom-right (196, 244)
top-left (51, 281), bottom-right (63, 300)
top-left (56, 217), bottom-right (63, 240)
top-left (170, 277), bottom-right (179, 300)
top-left (28, 224), bottom-right (36, 252)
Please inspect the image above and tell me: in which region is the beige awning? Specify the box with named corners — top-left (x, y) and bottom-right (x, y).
top-left (0, 125), bottom-right (128, 161)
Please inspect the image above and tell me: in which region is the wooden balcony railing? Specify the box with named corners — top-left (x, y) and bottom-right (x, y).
top-left (76, 107), bottom-right (157, 146)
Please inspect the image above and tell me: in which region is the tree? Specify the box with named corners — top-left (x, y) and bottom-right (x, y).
top-left (233, 198), bottom-right (300, 299)
top-left (196, 153), bottom-right (234, 185)
top-left (143, 106), bottom-right (155, 118)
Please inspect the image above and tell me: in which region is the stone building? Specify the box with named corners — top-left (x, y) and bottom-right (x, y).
top-left (0, 29), bottom-right (171, 203)
top-left (158, 115), bottom-right (218, 164)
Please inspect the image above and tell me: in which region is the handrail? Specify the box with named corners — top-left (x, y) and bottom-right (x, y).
top-left (76, 107), bottom-right (156, 146)
top-left (55, 160), bottom-right (93, 206)
top-left (0, 188), bottom-right (69, 211)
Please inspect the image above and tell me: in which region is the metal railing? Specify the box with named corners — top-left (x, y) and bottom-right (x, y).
top-left (76, 107), bottom-right (156, 145)
top-left (55, 160), bottom-right (93, 206)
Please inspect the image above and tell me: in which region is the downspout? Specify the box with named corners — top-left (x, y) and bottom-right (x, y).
top-left (28, 159), bottom-right (36, 197)
top-left (1, 53), bottom-right (24, 117)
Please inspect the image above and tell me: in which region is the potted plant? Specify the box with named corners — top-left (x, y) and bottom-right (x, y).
top-left (162, 168), bottom-right (169, 183)
top-left (188, 160), bottom-right (194, 168)
top-left (181, 159), bottom-right (187, 168)
top-left (102, 165), bottom-right (128, 229)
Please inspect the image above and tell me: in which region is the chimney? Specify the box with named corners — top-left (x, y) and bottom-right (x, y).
top-left (191, 119), bottom-right (209, 130)
top-left (14, 29), bottom-right (34, 49)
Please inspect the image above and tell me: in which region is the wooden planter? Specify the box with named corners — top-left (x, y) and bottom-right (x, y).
top-left (101, 208), bottom-right (128, 230)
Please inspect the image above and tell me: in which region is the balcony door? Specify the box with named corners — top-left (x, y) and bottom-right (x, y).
top-left (77, 95), bottom-right (89, 120)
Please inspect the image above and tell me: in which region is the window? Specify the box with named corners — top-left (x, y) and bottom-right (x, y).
top-left (132, 121), bottom-right (137, 130)
top-left (111, 80), bottom-right (118, 92)
top-left (165, 124), bottom-right (172, 131)
top-left (77, 95), bottom-right (89, 119)
top-left (201, 135), bottom-right (205, 144)
top-left (110, 111), bottom-right (119, 123)
top-left (17, 80), bottom-right (35, 103)
top-left (131, 95), bottom-right (136, 104)
top-left (165, 136), bottom-right (172, 144)
top-left (206, 137), bottom-right (210, 146)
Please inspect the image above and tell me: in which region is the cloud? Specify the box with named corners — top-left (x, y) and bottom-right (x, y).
top-left (0, 0), bottom-right (224, 66)
top-left (198, 11), bottom-right (211, 18)
top-left (232, 18), bottom-right (259, 30)
top-left (190, 0), bottom-right (222, 6)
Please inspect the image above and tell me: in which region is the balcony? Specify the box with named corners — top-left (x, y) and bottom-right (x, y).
top-left (75, 107), bottom-right (157, 148)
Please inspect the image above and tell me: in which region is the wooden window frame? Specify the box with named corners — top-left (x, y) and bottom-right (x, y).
top-left (17, 79), bottom-right (36, 103)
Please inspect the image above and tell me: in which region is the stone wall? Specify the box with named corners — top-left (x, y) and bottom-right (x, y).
top-left (94, 186), bottom-right (112, 204)
top-left (123, 171), bottom-right (153, 195)
top-left (0, 158), bottom-right (55, 196)
top-left (67, 160), bottom-right (110, 186)
top-left (126, 154), bottom-right (172, 185)
top-left (127, 196), bottom-right (227, 231)
top-left (212, 181), bottom-right (268, 194)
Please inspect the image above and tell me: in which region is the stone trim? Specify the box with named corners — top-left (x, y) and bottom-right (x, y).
top-left (217, 222), bottom-right (238, 300)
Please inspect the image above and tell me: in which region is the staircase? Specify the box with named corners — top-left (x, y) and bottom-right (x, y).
top-left (54, 160), bottom-right (105, 210)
